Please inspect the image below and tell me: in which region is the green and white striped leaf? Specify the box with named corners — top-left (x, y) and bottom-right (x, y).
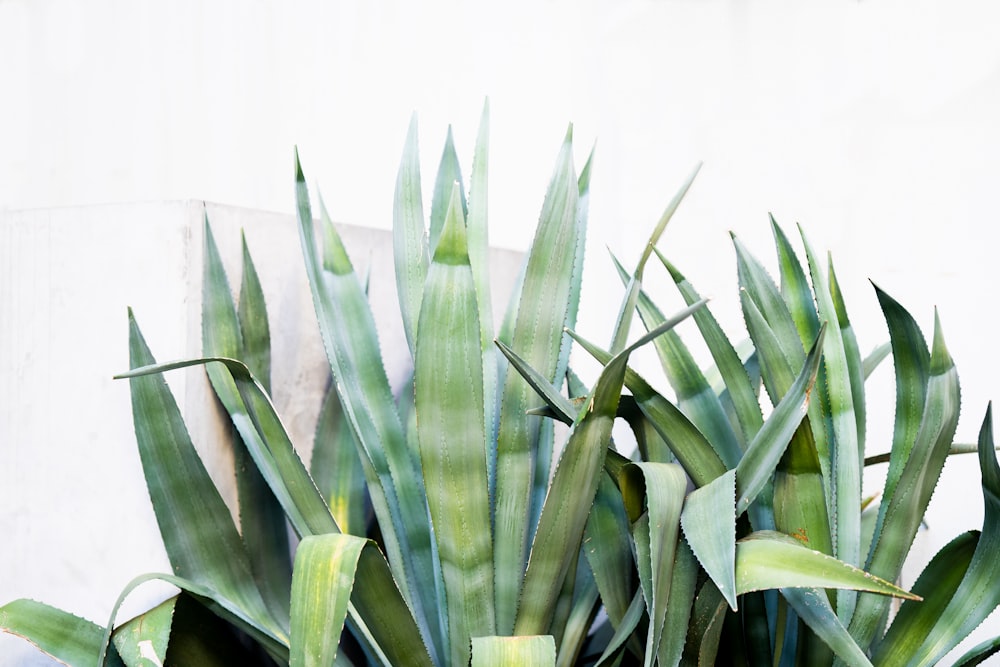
top-left (415, 184), bottom-right (496, 666)
top-left (799, 227), bottom-right (860, 606)
top-left (494, 126), bottom-right (580, 633)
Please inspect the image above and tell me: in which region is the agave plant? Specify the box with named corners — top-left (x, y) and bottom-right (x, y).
top-left (2, 107), bottom-right (1000, 666)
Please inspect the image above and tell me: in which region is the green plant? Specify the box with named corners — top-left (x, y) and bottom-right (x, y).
top-left (3, 107), bottom-right (1000, 666)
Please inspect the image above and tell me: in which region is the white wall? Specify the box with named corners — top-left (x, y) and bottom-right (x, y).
top-left (3, 0), bottom-right (1000, 663)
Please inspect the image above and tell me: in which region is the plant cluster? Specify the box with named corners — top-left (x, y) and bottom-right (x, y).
top-left (3, 107), bottom-right (1000, 666)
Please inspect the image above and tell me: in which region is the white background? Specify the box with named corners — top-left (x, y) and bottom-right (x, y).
top-left (2, 0), bottom-right (1000, 663)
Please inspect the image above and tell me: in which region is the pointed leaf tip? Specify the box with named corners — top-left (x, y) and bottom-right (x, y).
top-left (930, 308), bottom-right (954, 374)
top-left (433, 182), bottom-right (470, 265)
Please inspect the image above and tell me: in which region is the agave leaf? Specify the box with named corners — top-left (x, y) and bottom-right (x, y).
top-left (515, 305), bottom-right (701, 636)
top-left (567, 320), bottom-right (726, 488)
top-left (619, 462), bottom-right (688, 664)
top-left (289, 534), bottom-right (367, 667)
top-left (901, 405), bottom-right (1000, 667)
top-left (393, 113), bottom-right (428, 357)
top-left (117, 355), bottom-right (432, 667)
top-left (862, 286), bottom-right (929, 552)
top-left (952, 635), bottom-right (1000, 667)
top-left (124, 313), bottom-right (282, 641)
top-left (683, 581), bottom-right (729, 666)
top-left (781, 587), bottom-right (873, 667)
top-left (295, 156), bottom-right (442, 660)
top-left (467, 101), bottom-right (498, 467)
top-left (736, 531), bottom-right (917, 599)
top-left (99, 572), bottom-right (288, 665)
top-left (658, 253), bottom-right (764, 447)
top-left (429, 126), bottom-right (467, 254)
top-left (237, 231), bottom-right (272, 389)
top-left (873, 530), bottom-right (978, 665)
top-left (593, 591), bottom-right (645, 667)
top-left (658, 539), bottom-right (699, 667)
top-left (681, 469), bottom-right (738, 613)
top-left (583, 472), bottom-right (635, 630)
top-left (0, 599), bottom-right (126, 667)
top-left (415, 184), bottom-right (497, 666)
top-left (514, 344), bottom-right (627, 636)
top-left (494, 126), bottom-right (580, 633)
top-left (735, 324), bottom-right (826, 515)
top-left (850, 310), bottom-right (960, 651)
top-left (202, 219), bottom-right (292, 629)
top-left (828, 254), bottom-right (866, 461)
top-left (310, 381), bottom-right (368, 536)
top-left (554, 564), bottom-right (601, 667)
top-left (611, 254), bottom-right (741, 468)
top-left (770, 217), bottom-right (820, 349)
top-left (862, 342), bottom-right (892, 380)
top-left (111, 596), bottom-right (175, 667)
top-left (634, 163), bottom-right (701, 277)
top-left (471, 635), bottom-right (556, 666)
top-left (742, 289), bottom-right (833, 555)
top-left (496, 340), bottom-right (578, 424)
top-left (800, 227), bottom-right (861, 609)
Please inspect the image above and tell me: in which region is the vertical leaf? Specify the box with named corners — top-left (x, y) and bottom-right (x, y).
top-left (415, 184), bottom-right (497, 666)
top-left (471, 636), bottom-right (556, 666)
top-left (494, 127), bottom-right (580, 633)
top-left (393, 113), bottom-right (428, 357)
top-left (295, 155), bottom-right (442, 661)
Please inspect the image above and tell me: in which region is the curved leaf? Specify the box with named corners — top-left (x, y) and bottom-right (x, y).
top-left (0, 599), bottom-right (125, 667)
top-left (290, 534), bottom-right (366, 667)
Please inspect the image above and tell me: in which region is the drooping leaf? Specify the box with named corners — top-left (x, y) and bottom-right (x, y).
top-left (125, 312), bottom-right (282, 642)
top-left (681, 469), bottom-right (738, 610)
top-left (0, 599), bottom-right (126, 667)
top-left (117, 354), bottom-right (432, 667)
